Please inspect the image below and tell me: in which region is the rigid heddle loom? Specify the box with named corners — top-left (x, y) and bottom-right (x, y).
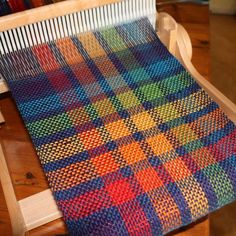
top-left (0, 0), bottom-right (236, 235)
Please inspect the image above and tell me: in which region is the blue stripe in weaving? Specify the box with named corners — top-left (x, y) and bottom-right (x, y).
top-left (166, 182), bottom-right (192, 226)
top-left (66, 207), bottom-right (129, 236)
top-left (137, 193), bottom-right (163, 235)
top-left (54, 177), bottom-right (105, 201)
top-left (219, 155), bottom-right (236, 196)
top-left (19, 94), bottom-right (64, 118)
top-left (200, 121), bottom-right (235, 147)
top-left (43, 151), bottom-right (89, 173)
top-left (183, 102), bottom-right (219, 123)
top-left (193, 170), bottom-right (219, 211)
top-left (8, 74), bottom-right (56, 103)
top-left (165, 83), bottom-right (201, 103)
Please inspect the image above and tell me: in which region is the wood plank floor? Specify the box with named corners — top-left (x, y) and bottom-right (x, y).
top-left (1, 3), bottom-right (235, 236)
top-left (210, 14), bottom-right (236, 104)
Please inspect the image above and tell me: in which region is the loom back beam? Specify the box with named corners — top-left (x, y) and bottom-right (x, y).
top-left (0, 1), bottom-right (236, 235)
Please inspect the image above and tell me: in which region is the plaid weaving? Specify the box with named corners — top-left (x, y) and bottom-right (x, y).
top-left (1, 18), bottom-right (236, 235)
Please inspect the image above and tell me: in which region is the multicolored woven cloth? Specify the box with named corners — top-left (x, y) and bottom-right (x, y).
top-left (1, 18), bottom-right (236, 235)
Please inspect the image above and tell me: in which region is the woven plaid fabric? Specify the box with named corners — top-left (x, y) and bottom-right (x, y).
top-left (1, 18), bottom-right (236, 235)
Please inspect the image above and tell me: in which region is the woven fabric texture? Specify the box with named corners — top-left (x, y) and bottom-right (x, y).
top-left (1, 18), bottom-right (236, 235)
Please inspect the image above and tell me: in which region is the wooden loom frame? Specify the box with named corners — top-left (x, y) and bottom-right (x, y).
top-left (0, 1), bottom-right (236, 235)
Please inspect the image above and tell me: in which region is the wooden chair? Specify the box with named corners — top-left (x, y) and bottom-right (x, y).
top-left (0, 1), bottom-right (236, 235)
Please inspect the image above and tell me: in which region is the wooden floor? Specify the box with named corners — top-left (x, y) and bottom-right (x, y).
top-left (210, 14), bottom-right (236, 104)
top-left (0, 2), bottom-right (235, 236)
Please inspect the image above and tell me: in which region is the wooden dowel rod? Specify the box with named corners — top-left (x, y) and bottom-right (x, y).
top-left (0, 144), bottom-right (26, 236)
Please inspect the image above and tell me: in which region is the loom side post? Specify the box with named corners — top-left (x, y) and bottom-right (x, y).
top-left (157, 12), bottom-right (178, 56)
top-left (157, 12), bottom-right (192, 61)
top-left (0, 144), bottom-right (26, 236)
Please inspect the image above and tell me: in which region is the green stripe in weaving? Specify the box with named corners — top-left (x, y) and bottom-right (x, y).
top-left (203, 164), bottom-right (235, 207)
top-left (117, 91), bottom-right (141, 109)
top-left (100, 28), bottom-right (127, 52)
top-left (137, 83), bottom-right (164, 101)
top-left (27, 113), bottom-right (73, 138)
top-left (184, 139), bottom-right (203, 153)
top-left (158, 71), bottom-right (193, 94)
